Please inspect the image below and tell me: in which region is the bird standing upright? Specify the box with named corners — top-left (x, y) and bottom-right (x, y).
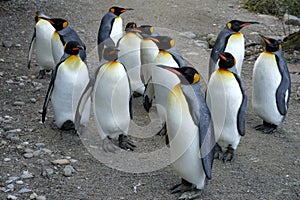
top-left (209, 20), bottom-right (259, 77)
top-left (252, 34), bottom-right (291, 133)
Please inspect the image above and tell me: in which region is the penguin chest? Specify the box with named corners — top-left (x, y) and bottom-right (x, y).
top-left (155, 51), bottom-right (179, 68)
top-left (35, 20), bottom-right (56, 68)
top-left (224, 32), bottom-right (245, 75)
top-left (110, 16), bottom-right (123, 44)
top-left (252, 52), bottom-right (283, 124)
top-left (140, 40), bottom-right (159, 64)
top-left (166, 84), bottom-right (206, 189)
top-left (51, 32), bottom-right (64, 64)
top-left (93, 62), bottom-right (130, 137)
top-left (206, 70), bottom-right (242, 149)
top-left (51, 57), bottom-right (89, 127)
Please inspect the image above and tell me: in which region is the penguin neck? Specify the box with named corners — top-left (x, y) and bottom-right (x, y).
top-left (58, 24), bottom-right (71, 35)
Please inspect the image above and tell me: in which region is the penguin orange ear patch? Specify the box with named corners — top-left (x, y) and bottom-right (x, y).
top-left (227, 22), bottom-right (232, 29)
top-left (110, 8), bottom-right (115, 13)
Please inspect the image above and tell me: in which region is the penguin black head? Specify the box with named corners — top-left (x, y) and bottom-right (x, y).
top-left (218, 52), bottom-right (236, 69)
top-left (109, 7), bottom-right (134, 16)
top-left (226, 20), bottom-right (259, 32)
top-left (102, 46), bottom-right (119, 61)
top-left (47, 18), bottom-right (68, 31)
top-left (259, 34), bottom-right (281, 52)
top-left (125, 22), bottom-right (137, 31)
top-left (34, 11), bottom-right (49, 22)
top-left (161, 65), bottom-right (199, 85)
top-left (64, 41), bottom-right (84, 55)
top-left (138, 25), bottom-right (155, 36)
top-left (151, 36), bottom-right (175, 50)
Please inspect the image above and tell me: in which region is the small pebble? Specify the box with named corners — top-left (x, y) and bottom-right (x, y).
top-left (4, 158), bottom-right (11, 162)
top-left (13, 101), bottom-right (25, 106)
top-left (21, 171), bottom-right (34, 179)
top-left (35, 143), bottom-right (45, 147)
top-left (18, 188), bottom-right (32, 194)
top-left (30, 193), bottom-right (38, 199)
top-left (7, 194), bottom-right (17, 200)
top-left (51, 159), bottom-right (70, 165)
top-left (63, 165), bottom-right (75, 177)
top-left (6, 183), bottom-right (14, 190)
top-left (2, 41), bottom-right (13, 48)
top-left (36, 196), bottom-right (46, 200)
top-left (15, 180), bottom-right (23, 185)
top-left (30, 98), bottom-right (37, 103)
top-left (23, 153), bottom-right (34, 159)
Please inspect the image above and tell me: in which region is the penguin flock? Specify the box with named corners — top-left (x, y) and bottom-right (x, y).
top-left (27, 6), bottom-right (291, 199)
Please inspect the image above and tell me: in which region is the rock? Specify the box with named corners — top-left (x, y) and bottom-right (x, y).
top-left (21, 171), bottom-right (34, 179)
top-left (30, 98), bottom-right (37, 103)
top-left (30, 193), bottom-right (38, 199)
top-left (15, 180), bottom-right (23, 185)
top-left (284, 13), bottom-right (300, 26)
top-left (35, 143), bottom-right (45, 147)
top-left (6, 183), bottom-right (14, 190)
top-left (18, 188), bottom-right (32, 194)
top-left (2, 41), bottom-right (13, 48)
top-left (41, 168), bottom-right (54, 177)
top-left (7, 194), bottom-right (18, 200)
top-left (33, 150), bottom-right (41, 157)
top-left (4, 158), bottom-right (11, 162)
top-left (13, 101), bottom-right (25, 106)
top-left (51, 159), bottom-right (70, 165)
top-left (63, 165), bottom-right (75, 177)
top-left (180, 31), bottom-right (197, 39)
top-left (36, 196), bottom-right (46, 200)
top-left (23, 153), bottom-right (34, 159)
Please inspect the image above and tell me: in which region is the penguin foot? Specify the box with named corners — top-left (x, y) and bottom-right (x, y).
top-left (156, 122), bottom-right (167, 136)
top-left (133, 91), bottom-right (142, 98)
top-left (102, 137), bottom-right (118, 153)
top-left (36, 69), bottom-right (46, 79)
top-left (61, 120), bottom-right (75, 131)
top-left (222, 145), bottom-right (235, 162)
top-left (118, 134), bottom-right (136, 151)
top-left (171, 179), bottom-right (195, 194)
top-left (143, 95), bottom-right (152, 112)
top-left (178, 190), bottom-right (202, 200)
top-left (213, 144), bottom-right (223, 160)
top-left (255, 121), bottom-right (277, 134)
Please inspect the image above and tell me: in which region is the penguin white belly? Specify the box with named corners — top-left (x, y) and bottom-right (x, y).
top-left (35, 20), bottom-right (56, 70)
top-left (51, 57), bottom-right (90, 128)
top-left (110, 16), bottom-right (123, 45)
top-left (224, 33), bottom-right (245, 76)
top-left (93, 62), bottom-right (130, 139)
top-left (206, 70), bottom-right (242, 149)
top-left (118, 33), bottom-right (145, 94)
top-left (51, 32), bottom-right (64, 64)
top-left (167, 84), bottom-right (206, 189)
top-left (154, 51), bottom-right (179, 68)
top-left (252, 53), bottom-right (283, 125)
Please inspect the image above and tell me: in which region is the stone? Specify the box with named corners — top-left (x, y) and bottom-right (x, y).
top-left (23, 153), bottom-right (34, 159)
top-left (15, 180), bottom-right (23, 185)
top-left (2, 41), bottom-right (13, 48)
top-left (18, 188), bottom-right (32, 194)
top-left (7, 195), bottom-right (18, 200)
top-left (30, 193), bottom-right (38, 199)
top-left (51, 159), bottom-right (70, 165)
top-left (4, 158), bottom-right (11, 162)
top-left (36, 196), bottom-right (46, 200)
top-left (63, 165), bottom-right (75, 177)
top-left (21, 171), bottom-right (34, 179)
top-left (13, 101), bottom-right (25, 106)
top-left (180, 31), bottom-right (197, 39)
top-left (284, 13), bottom-right (300, 26)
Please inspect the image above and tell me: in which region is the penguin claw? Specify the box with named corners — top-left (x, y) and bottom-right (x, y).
top-left (213, 144), bottom-right (223, 160)
top-left (156, 122), bottom-right (167, 136)
top-left (143, 95), bottom-right (152, 112)
top-left (255, 122), bottom-right (277, 134)
top-left (102, 137), bottom-right (118, 153)
top-left (171, 180), bottom-right (194, 194)
top-left (222, 146), bottom-right (235, 162)
top-left (37, 69), bottom-right (46, 79)
top-left (118, 135), bottom-right (136, 151)
top-left (178, 190), bottom-right (202, 200)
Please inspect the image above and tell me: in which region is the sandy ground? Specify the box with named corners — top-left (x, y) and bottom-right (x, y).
top-left (0, 0), bottom-right (299, 199)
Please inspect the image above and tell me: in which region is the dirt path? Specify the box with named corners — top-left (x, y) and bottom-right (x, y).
top-left (0, 0), bottom-right (299, 199)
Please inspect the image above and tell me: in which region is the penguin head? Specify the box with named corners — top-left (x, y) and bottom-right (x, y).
top-left (64, 41), bottom-right (84, 55)
top-left (34, 11), bottom-right (50, 22)
top-left (102, 46), bottom-right (119, 61)
top-left (47, 18), bottom-right (68, 31)
top-left (161, 65), bottom-right (200, 85)
top-left (109, 7), bottom-right (134, 16)
top-left (125, 22), bottom-right (137, 31)
top-left (138, 25), bottom-right (155, 36)
top-left (259, 34), bottom-right (281, 52)
top-left (151, 36), bottom-right (175, 50)
top-left (218, 52), bottom-right (236, 69)
top-left (226, 20), bottom-right (259, 32)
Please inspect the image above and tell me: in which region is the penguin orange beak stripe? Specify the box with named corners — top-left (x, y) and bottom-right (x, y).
top-left (121, 8), bottom-right (134, 12)
top-left (148, 37), bottom-right (160, 43)
top-left (218, 54), bottom-right (227, 61)
top-left (165, 68), bottom-right (181, 76)
top-left (241, 21), bottom-right (259, 27)
top-left (259, 34), bottom-right (271, 45)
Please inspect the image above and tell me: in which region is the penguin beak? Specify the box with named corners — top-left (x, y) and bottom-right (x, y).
top-left (259, 34), bottom-right (271, 45)
top-left (240, 21), bottom-right (259, 27)
top-left (147, 37), bottom-right (160, 43)
top-left (122, 8), bottom-right (134, 12)
top-left (73, 45), bottom-right (84, 51)
top-left (218, 53), bottom-right (227, 61)
top-left (109, 49), bottom-right (120, 55)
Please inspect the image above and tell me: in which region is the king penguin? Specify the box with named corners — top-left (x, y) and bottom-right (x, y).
top-left (206, 52), bottom-right (247, 162)
top-left (42, 41), bottom-right (91, 130)
top-left (75, 46), bottom-right (135, 151)
top-left (97, 6), bottom-right (133, 61)
top-left (27, 11), bottom-right (56, 79)
top-left (252, 34), bottom-right (291, 133)
top-left (162, 66), bottom-right (214, 199)
top-left (209, 20), bottom-right (259, 77)
top-left (47, 18), bottom-right (86, 63)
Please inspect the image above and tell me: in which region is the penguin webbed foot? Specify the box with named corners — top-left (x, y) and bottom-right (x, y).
top-left (213, 143), bottom-right (223, 160)
top-left (171, 179), bottom-right (195, 194)
top-left (36, 69), bottom-right (46, 79)
top-left (178, 190), bottom-right (202, 200)
top-left (102, 137), bottom-right (118, 153)
top-left (255, 121), bottom-right (277, 134)
top-left (156, 122), bottom-right (167, 136)
top-left (143, 95), bottom-right (152, 112)
top-left (118, 134), bottom-right (136, 151)
top-left (222, 145), bottom-right (235, 162)
top-left (60, 120), bottom-right (75, 131)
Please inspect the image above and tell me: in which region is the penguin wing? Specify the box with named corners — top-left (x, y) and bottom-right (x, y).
top-left (233, 73), bottom-right (247, 136)
top-left (58, 26), bottom-right (87, 61)
top-left (41, 60), bottom-right (62, 123)
top-left (97, 12), bottom-right (115, 44)
top-left (27, 28), bottom-right (36, 69)
top-left (121, 62), bottom-right (133, 119)
top-left (209, 29), bottom-right (233, 75)
top-left (274, 50), bottom-right (291, 116)
top-left (181, 83), bottom-right (215, 179)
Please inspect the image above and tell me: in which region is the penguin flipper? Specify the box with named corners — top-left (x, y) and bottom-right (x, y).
top-left (41, 62), bottom-right (60, 123)
top-left (275, 51), bottom-right (291, 116)
top-left (143, 78), bottom-right (155, 112)
top-left (27, 28), bottom-right (36, 69)
top-left (181, 83), bottom-right (215, 179)
top-left (209, 29), bottom-right (233, 76)
top-left (233, 73), bottom-right (247, 136)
